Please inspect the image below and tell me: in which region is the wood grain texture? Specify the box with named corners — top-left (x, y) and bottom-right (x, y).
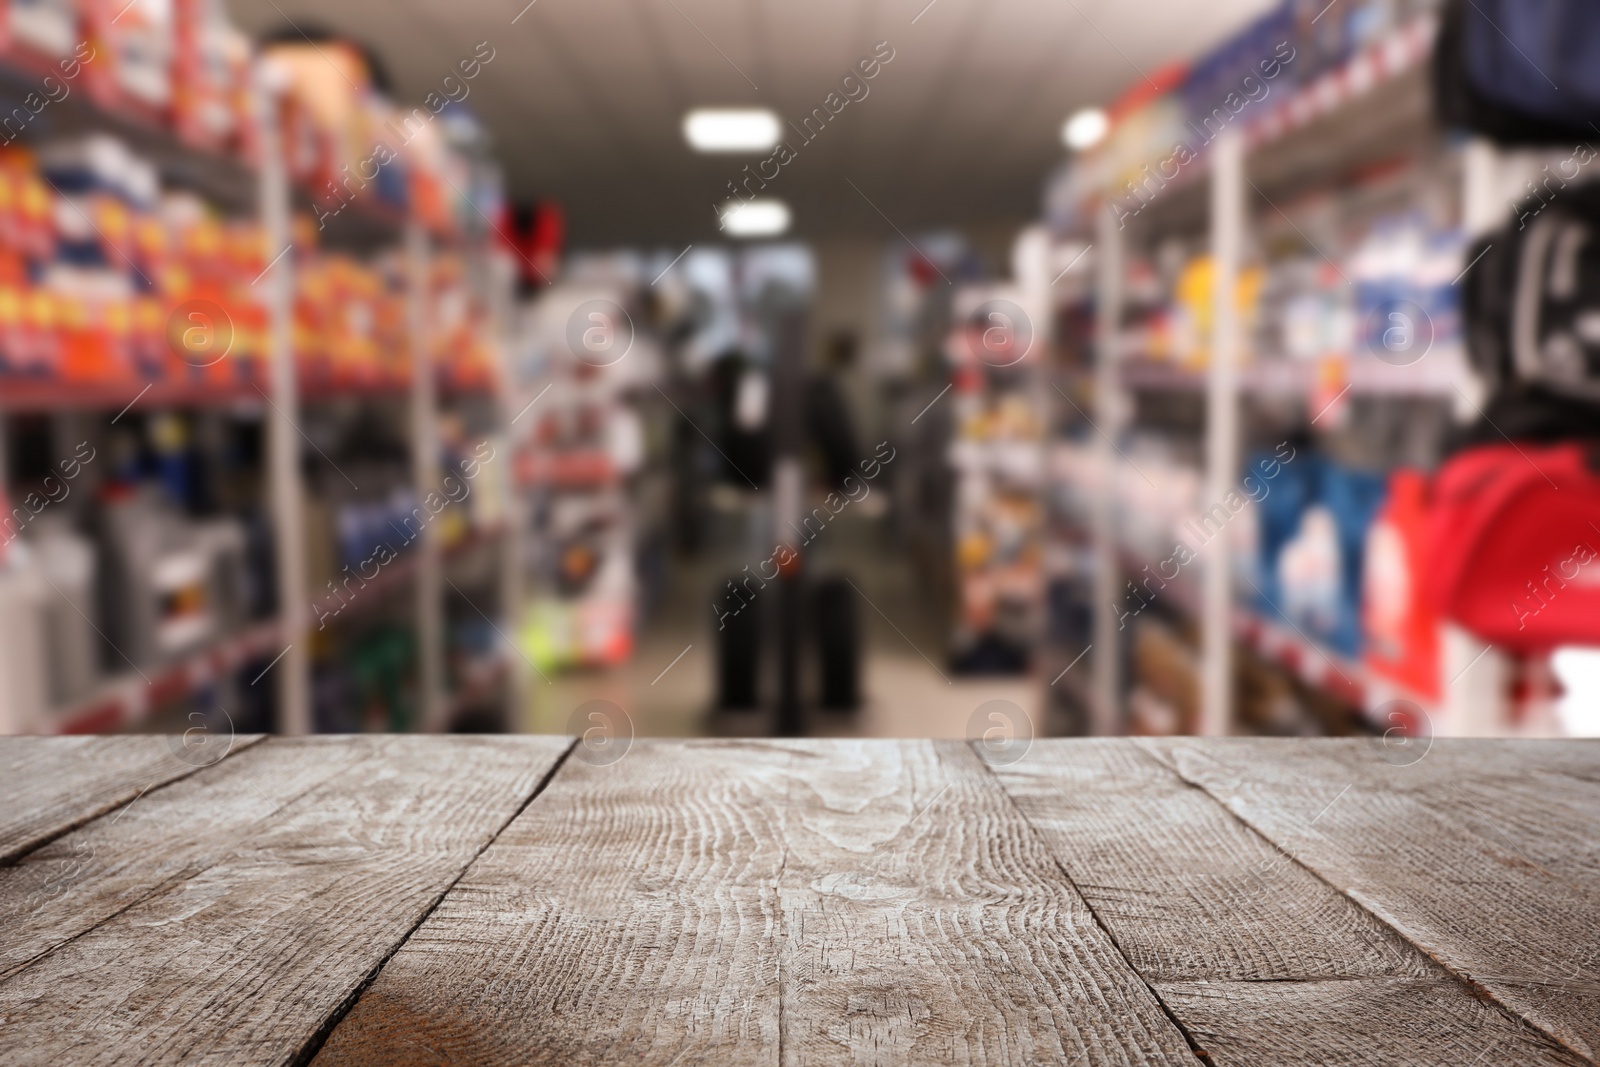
top-left (980, 739), bottom-right (1422, 982)
top-left (774, 739), bottom-right (1196, 1067)
top-left (310, 738), bottom-right (793, 1067)
top-left (982, 740), bottom-right (1587, 1066)
top-left (0, 738), bottom-right (369, 980)
top-left (1159, 978), bottom-right (1590, 1067)
top-left (0, 735), bottom-right (570, 1067)
top-left (1145, 738), bottom-right (1600, 1062)
top-left (0, 735), bottom-right (262, 864)
top-left (312, 739), bottom-right (1200, 1067)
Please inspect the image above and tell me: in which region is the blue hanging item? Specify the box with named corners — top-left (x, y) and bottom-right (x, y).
top-left (1252, 447), bottom-right (1318, 624)
top-left (1317, 460), bottom-right (1388, 658)
top-left (1435, 0), bottom-right (1600, 146)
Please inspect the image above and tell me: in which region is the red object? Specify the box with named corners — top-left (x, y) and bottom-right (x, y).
top-left (1107, 61), bottom-right (1189, 124)
top-left (1425, 443), bottom-right (1600, 654)
top-left (906, 252), bottom-right (941, 289)
top-left (1364, 469), bottom-right (1440, 701)
top-left (499, 201), bottom-right (563, 289)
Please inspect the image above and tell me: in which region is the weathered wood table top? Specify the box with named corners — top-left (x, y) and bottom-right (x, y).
top-left (1, 736), bottom-right (1596, 1066)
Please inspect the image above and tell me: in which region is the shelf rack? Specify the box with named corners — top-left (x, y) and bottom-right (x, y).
top-left (0, 54), bottom-right (515, 736)
top-left (50, 521), bottom-right (509, 734)
top-left (1067, 12), bottom-right (1499, 736)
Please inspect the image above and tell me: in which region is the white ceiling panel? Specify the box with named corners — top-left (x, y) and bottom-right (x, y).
top-left (228, 0), bottom-right (1277, 245)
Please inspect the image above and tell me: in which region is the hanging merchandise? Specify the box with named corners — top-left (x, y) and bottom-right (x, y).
top-left (1433, 0), bottom-right (1600, 146)
top-left (1251, 445), bottom-right (1317, 616)
top-left (1317, 460), bottom-right (1388, 657)
top-left (1461, 192), bottom-right (1600, 410)
top-left (502, 201), bottom-right (564, 296)
top-left (1362, 469), bottom-right (1440, 702)
top-left (1426, 441), bottom-right (1600, 653)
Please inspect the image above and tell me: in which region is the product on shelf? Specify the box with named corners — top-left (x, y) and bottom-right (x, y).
top-left (172, 0), bottom-right (254, 152)
top-left (1128, 614), bottom-right (1197, 735)
top-left (1050, 1), bottom-right (1444, 231)
top-left (509, 281), bottom-right (655, 675)
top-left (263, 36), bottom-right (499, 239)
top-left (4, 0), bottom-right (80, 60)
top-left (87, 0), bottom-right (173, 115)
top-left (1169, 254), bottom-right (1263, 368)
top-left (0, 135), bottom-right (274, 388)
top-left (94, 482), bottom-right (245, 670)
top-left (1363, 468), bottom-right (1439, 702)
top-left (947, 284), bottom-right (1046, 674)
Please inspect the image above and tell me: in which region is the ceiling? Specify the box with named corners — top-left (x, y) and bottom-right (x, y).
top-left (228, 0), bottom-right (1275, 247)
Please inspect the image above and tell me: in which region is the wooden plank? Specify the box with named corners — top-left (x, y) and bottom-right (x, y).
top-left (0, 737), bottom-right (369, 981)
top-left (982, 739), bottom-right (1586, 1066)
top-left (1159, 977), bottom-right (1586, 1067)
top-left (0, 735), bottom-right (570, 1067)
top-left (309, 739), bottom-right (792, 1067)
top-left (312, 739), bottom-right (1200, 1066)
top-left (772, 739), bottom-right (1198, 1066)
top-left (981, 740), bottom-right (1424, 982)
top-left (1145, 738), bottom-right (1600, 1063)
top-left (0, 735), bottom-right (262, 864)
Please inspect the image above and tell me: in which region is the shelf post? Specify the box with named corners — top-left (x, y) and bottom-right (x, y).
top-left (408, 222), bottom-right (446, 732)
top-left (1201, 127), bottom-right (1245, 738)
top-left (487, 253), bottom-right (526, 729)
top-left (1090, 201), bottom-right (1124, 736)
top-left (258, 73), bottom-right (311, 736)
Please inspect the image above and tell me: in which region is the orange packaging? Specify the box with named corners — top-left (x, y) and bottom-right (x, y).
top-left (0, 166), bottom-right (17, 253)
top-left (133, 215), bottom-right (168, 286)
top-left (0, 286), bottom-right (23, 373)
top-left (18, 172), bottom-right (53, 260)
top-left (58, 294), bottom-right (120, 383)
top-left (131, 294), bottom-right (165, 375)
top-left (20, 288), bottom-right (59, 375)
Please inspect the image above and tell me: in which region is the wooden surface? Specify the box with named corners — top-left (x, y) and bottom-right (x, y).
top-left (0, 737), bottom-right (1595, 1066)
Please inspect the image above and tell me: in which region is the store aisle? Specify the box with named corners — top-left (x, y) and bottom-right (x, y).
top-left (521, 500), bottom-right (1038, 741)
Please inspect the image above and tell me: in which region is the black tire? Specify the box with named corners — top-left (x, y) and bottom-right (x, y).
top-left (815, 576), bottom-right (860, 710)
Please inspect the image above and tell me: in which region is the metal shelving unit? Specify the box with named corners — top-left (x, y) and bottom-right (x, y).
top-left (1063, 12), bottom-right (1519, 736)
top-left (0, 55), bottom-right (512, 736)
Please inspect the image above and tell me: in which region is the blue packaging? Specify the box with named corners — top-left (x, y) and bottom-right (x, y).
top-left (1317, 460), bottom-right (1387, 657)
top-left (1251, 447), bottom-right (1319, 623)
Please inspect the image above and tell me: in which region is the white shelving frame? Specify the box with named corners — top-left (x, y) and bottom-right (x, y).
top-left (1200, 128), bottom-right (1245, 738)
top-left (1077, 14), bottom-right (1518, 738)
top-left (259, 74), bottom-right (312, 736)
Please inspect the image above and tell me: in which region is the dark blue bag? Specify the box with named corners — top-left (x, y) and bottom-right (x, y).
top-left (1435, 0), bottom-right (1600, 145)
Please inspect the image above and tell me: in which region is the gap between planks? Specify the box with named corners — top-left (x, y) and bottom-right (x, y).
top-left (0, 735), bottom-right (268, 866)
top-left (973, 739), bottom-right (1595, 1067)
top-left (1136, 739), bottom-right (1600, 1067)
top-left (966, 739), bottom-right (1220, 1066)
top-left (287, 737), bottom-right (579, 1067)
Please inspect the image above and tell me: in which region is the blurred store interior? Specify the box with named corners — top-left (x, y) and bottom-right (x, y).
top-left (2, 0), bottom-right (1598, 744)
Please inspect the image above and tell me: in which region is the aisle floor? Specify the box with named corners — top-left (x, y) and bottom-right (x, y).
top-left (520, 505), bottom-right (1040, 741)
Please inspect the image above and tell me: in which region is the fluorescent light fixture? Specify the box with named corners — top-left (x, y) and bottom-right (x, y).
top-left (720, 199), bottom-right (790, 238)
top-left (684, 108), bottom-right (781, 153)
top-left (1062, 107), bottom-right (1109, 151)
